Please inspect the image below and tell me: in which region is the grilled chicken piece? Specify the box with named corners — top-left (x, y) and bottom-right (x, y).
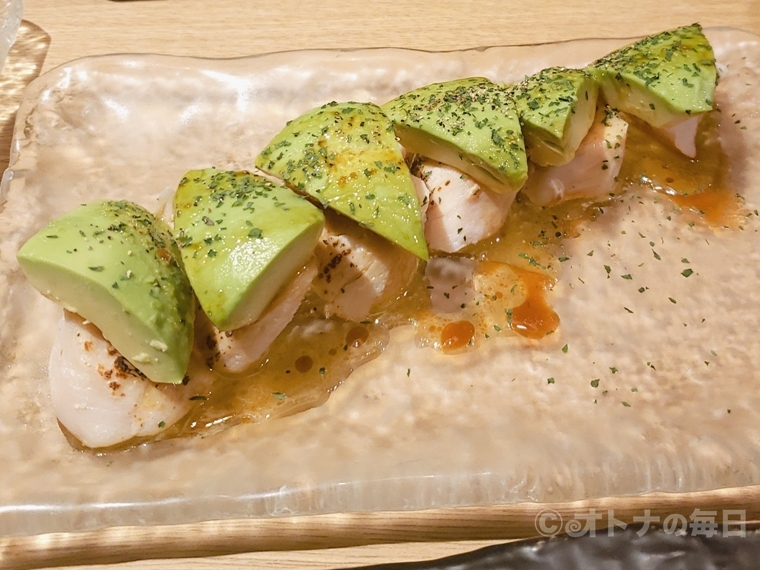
top-left (521, 107), bottom-right (629, 206)
top-left (49, 311), bottom-right (211, 449)
top-left (313, 212), bottom-right (419, 322)
top-left (654, 114), bottom-right (701, 158)
top-left (197, 259), bottom-right (318, 374)
top-left (415, 160), bottom-right (513, 253)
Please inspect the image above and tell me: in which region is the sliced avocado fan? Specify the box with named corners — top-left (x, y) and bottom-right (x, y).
top-left (173, 169), bottom-right (325, 331)
top-left (588, 23), bottom-right (717, 128)
top-left (255, 101), bottom-right (428, 260)
top-left (511, 67), bottom-right (599, 167)
top-left (17, 200), bottom-right (195, 384)
top-left (382, 77), bottom-right (528, 195)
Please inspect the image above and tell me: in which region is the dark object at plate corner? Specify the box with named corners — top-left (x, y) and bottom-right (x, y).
top-left (344, 523), bottom-right (760, 570)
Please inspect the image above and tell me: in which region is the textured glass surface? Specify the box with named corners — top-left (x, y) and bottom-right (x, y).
top-left (0, 28), bottom-right (759, 537)
top-left (0, 0), bottom-right (20, 74)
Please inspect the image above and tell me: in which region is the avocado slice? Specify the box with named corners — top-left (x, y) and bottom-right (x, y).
top-left (511, 67), bottom-right (599, 166)
top-left (255, 101), bottom-right (428, 260)
top-left (17, 200), bottom-right (195, 384)
top-left (173, 168), bottom-right (325, 331)
top-left (382, 77), bottom-right (528, 195)
top-left (588, 23), bottom-right (717, 128)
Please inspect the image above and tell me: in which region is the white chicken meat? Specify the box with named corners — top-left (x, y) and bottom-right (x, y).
top-left (197, 258), bottom-right (318, 374)
top-left (655, 114), bottom-right (702, 158)
top-left (521, 107), bottom-right (629, 206)
top-left (49, 311), bottom-right (213, 449)
top-left (415, 159), bottom-right (514, 253)
top-left (313, 212), bottom-right (419, 322)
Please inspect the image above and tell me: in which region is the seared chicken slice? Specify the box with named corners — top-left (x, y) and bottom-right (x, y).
top-left (415, 160), bottom-right (514, 253)
top-left (197, 259), bottom-right (318, 374)
top-left (654, 114), bottom-right (702, 158)
top-left (49, 311), bottom-right (212, 449)
top-left (522, 107), bottom-right (629, 206)
top-left (313, 212), bottom-right (419, 322)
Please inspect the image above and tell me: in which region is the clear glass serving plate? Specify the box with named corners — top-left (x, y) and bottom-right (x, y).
top-left (1, 28), bottom-right (759, 538)
top-left (0, 0), bottom-right (21, 75)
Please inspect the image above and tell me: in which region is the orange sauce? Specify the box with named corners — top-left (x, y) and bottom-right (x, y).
top-left (667, 190), bottom-right (739, 226)
top-left (509, 267), bottom-right (560, 340)
top-left (618, 112), bottom-right (743, 228)
top-left (441, 320), bottom-right (476, 351)
top-left (144, 315), bottom-right (390, 446)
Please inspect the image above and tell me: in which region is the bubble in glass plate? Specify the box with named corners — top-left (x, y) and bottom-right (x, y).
top-left (0, 0), bottom-right (21, 75)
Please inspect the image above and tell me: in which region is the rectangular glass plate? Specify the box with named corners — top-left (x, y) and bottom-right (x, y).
top-left (1, 28), bottom-right (760, 538)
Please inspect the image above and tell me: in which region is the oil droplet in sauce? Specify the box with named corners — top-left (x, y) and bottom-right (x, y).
top-left (346, 325), bottom-right (369, 348)
top-left (295, 355), bottom-right (313, 373)
top-left (441, 320), bottom-right (476, 352)
top-left (508, 266), bottom-right (560, 340)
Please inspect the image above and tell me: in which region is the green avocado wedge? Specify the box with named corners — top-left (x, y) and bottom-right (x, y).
top-left (511, 67), bottom-right (599, 167)
top-left (16, 200), bottom-right (195, 384)
top-left (588, 23), bottom-right (717, 128)
top-left (173, 169), bottom-right (325, 331)
top-left (255, 102), bottom-right (428, 260)
top-left (382, 77), bottom-right (528, 195)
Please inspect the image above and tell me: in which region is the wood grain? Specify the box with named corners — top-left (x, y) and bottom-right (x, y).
top-left (6, 1), bottom-right (760, 569)
top-left (22, 0), bottom-right (760, 73)
top-left (6, 485), bottom-right (760, 569)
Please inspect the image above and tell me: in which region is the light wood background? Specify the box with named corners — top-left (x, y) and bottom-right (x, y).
top-left (6, 1), bottom-right (760, 569)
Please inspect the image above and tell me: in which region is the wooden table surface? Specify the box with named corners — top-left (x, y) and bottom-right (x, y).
top-left (8, 1), bottom-right (760, 569)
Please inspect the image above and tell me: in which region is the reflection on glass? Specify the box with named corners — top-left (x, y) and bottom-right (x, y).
top-left (0, 20), bottom-right (50, 174)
